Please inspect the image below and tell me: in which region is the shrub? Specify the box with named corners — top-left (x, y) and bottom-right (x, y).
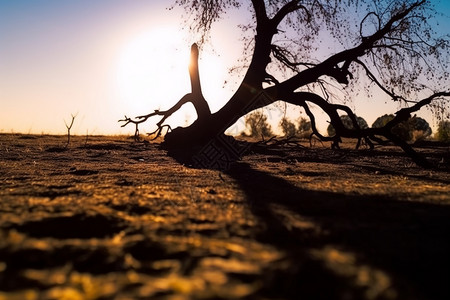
top-left (435, 120), bottom-right (450, 142)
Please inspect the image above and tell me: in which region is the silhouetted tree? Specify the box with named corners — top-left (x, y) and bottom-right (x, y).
top-left (409, 116), bottom-right (432, 142)
top-left (279, 117), bottom-right (297, 137)
top-left (327, 115), bottom-right (368, 137)
top-left (372, 114), bottom-right (408, 141)
top-left (120, 0), bottom-right (449, 167)
top-left (435, 120), bottom-right (450, 142)
top-left (372, 114), bottom-right (395, 129)
top-left (372, 114), bottom-right (432, 142)
top-left (296, 117), bottom-right (312, 138)
top-left (242, 111), bottom-right (274, 139)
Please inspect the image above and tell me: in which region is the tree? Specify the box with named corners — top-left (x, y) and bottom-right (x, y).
top-left (326, 114), bottom-right (369, 149)
top-left (279, 116), bottom-right (312, 138)
top-left (327, 115), bottom-right (368, 137)
top-left (372, 114), bottom-right (432, 142)
top-left (435, 120), bottom-right (450, 142)
top-left (372, 114), bottom-right (409, 141)
top-left (279, 117), bottom-right (297, 137)
top-left (409, 116), bottom-right (432, 142)
top-left (296, 117), bottom-right (312, 139)
top-left (242, 111), bottom-right (274, 139)
top-left (372, 114), bottom-right (395, 129)
top-left (120, 0), bottom-right (450, 167)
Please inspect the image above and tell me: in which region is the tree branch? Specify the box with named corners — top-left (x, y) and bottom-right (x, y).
top-left (189, 43), bottom-right (211, 119)
top-left (251, 0), bottom-right (269, 29)
top-left (360, 11), bottom-right (381, 38)
top-left (277, 91), bottom-right (449, 167)
top-left (271, 0), bottom-right (309, 28)
top-left (119, 43), bottom-right (211, 140)
top-left (278, 0), bottom-right (426, 94)
top-left (271, 44), bottom-right (316, 72)
top-left (354, 59), bottom-right (405, 101)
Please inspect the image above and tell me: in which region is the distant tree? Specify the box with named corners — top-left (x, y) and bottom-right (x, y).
top-left (409, 116), bottom-right (432, 142)
top-left (372, 114), bottom-right (395, 129)
top-left (279, 117), bottom-right (297, 137)
top-left (242, 111), bottom-right (273, 139)
top-left (372, 114), bottom-right (409, 141)
top-left (296, 117), bottom-right (312, 139)
top-left (372, 114), bottom-right (431, 142)
top-left (327, 115), bottom-right (368, 137)
top-left (435, 120), bottom-right (450, 142)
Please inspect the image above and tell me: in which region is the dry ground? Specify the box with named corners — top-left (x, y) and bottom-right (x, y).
top-left (0, 133), bottom-right (449, 300)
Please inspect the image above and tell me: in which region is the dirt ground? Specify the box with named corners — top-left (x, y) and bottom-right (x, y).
top-left (0, 133), bottom-right (449, 300)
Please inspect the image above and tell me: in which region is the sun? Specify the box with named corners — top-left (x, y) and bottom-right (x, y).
top-left (116, 27), bottom-right (227, 131)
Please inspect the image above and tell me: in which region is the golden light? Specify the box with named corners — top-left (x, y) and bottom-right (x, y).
top-left (116, 26), bottom-right (227, 131)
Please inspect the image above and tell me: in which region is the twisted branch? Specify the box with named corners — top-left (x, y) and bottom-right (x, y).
top-left (283, 91), bottom-right (449, 167)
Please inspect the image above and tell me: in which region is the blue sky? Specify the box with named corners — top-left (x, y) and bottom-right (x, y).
top-left (0, 0), bottom-right (449, 135)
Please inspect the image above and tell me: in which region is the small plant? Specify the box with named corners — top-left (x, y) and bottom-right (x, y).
top-left (64, 113), bottom-right (77, 148)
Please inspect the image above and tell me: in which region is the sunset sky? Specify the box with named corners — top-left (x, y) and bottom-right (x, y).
top-left (1, 0), bottom-right (449, 136)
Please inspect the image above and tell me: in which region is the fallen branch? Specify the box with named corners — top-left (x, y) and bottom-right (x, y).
top-left (284, 91), bottom-right (450, 167)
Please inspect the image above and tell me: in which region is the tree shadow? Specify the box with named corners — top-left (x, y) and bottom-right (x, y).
top-left (226, 162), bottom-right (450, 300)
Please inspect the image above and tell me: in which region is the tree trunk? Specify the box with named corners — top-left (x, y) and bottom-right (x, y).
top-left (159, 23), bottom-right (447, 168)
top-left (189, 44), bottom-right (211, 121)
top-left (163, 28), bottom-right (277, 149)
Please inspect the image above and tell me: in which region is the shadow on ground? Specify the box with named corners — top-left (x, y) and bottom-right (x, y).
top-left (226, 162), bottom-right (450, 300)
top-left (1, 134), bottom-right (449, 299)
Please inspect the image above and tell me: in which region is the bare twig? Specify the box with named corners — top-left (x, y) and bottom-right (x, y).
top-left (64, 113), bottom-right (77, 148)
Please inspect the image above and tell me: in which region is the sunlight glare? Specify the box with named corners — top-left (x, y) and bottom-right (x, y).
top-left (116, 27), bottom-right (228, 132)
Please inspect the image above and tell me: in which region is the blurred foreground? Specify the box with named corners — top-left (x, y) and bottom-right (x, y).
top-left (0, 134), bottom-right (449, 299)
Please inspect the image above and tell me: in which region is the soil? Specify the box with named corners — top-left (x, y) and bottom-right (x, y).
top-left (0, 133), bottom-right (449, 300)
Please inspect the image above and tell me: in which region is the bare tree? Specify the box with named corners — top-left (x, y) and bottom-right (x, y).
top-left (120, 0), bottom-right (449, 167)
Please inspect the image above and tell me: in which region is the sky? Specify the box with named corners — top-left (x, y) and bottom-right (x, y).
top-left (0, 0), bottom-right (246, 135)
top-left (0, 0), bottom-right (449, 136)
